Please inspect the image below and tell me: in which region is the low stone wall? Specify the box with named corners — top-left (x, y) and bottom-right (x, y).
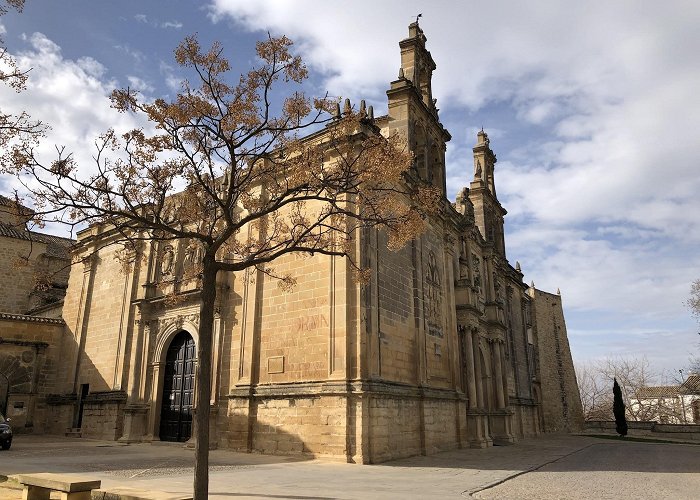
top-left (80, 391), bottom-right (127, 440)
top-left (0, 314), bottom-right (66, 434)
top-left (45, 394), bottom-right (75, 435)
top-left (223, 381), bottom-right (473, 463)
top-left (584, 420), bottom-right (700, 441)
top-left (252, 394), bottom-right (347, 458)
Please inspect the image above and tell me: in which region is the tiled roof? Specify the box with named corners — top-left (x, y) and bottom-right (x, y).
top-left (0, 194), bottom-right (35, 213)
top-left (0, 222), bottom-right (74, 259)
top-left (681, 374), bottom-right (700, 394)
top-left (635, 385), bottom-right (680, 399)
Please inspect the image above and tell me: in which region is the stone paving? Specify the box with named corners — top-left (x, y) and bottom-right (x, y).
top-left (475, 440), bottom-right (700, 500)
top-left (1, 434), bottom-right (698, 499)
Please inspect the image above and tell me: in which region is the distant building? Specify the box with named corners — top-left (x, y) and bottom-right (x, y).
top-left (631, 374), bottom-right (700, 424)
top-left (0, 195), bottom-right (72, 428)
top-left (0, 195), bottom-right (72, 317)
top-left (3, 23), bottom-right (583, 462)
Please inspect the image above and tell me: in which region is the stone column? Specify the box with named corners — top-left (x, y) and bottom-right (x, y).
top-left (465, 329), bottom-right (477, 408)
top-left (493, 340), bottom-right (506, 409)
top-left (118, 315), bottom-right (150, 443)
top-left (490, 339), bottom-right (515, 445)
top-left (499, 341), bottom-right (509, 407)
top-left (473, 333), bottom-right (484, 408)
top-left (467, 330), bottom-right (491, 448)
top-left (145, 361), bottom-right (163, 441)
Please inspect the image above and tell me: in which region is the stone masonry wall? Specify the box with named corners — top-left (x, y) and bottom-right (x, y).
top-left (77, 246), bottom-right (131, 392)
top-left (530, 289), bottom-right (584, 432)
top-left (376, 234), bottom-right (416, 384)
top-left (256, 253), bottom-right (333, 383)
top-left (79, 392), bottom-right (127, 440)
top-left (0, 237), bottom-right (46, 314)
top-left (0, 314), bottom-right (66, 433)
top-left (61, 242), bottom-right (133, 396)
top-left (366, 394), bottom-right (466, 463)
top-left (367, 396), bottom-right (422, 462)
top-left (252, 395), bottom-right (346, 457)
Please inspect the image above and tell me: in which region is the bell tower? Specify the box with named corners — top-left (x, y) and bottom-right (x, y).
top-left (385, 22), bottom-right (451, 197)
top-left (399, 22), bottom-right (436, 109)
top-left (469, 129), bottom-right (507, 256)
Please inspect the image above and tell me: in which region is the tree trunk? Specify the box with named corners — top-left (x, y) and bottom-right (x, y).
top-left (193, 256), bottom-right (217, 500)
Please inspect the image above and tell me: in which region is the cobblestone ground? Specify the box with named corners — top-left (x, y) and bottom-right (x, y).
top-left (475, 441), bottom-right (700, 500)
top-left (2, 435), bottom-right (698, 499)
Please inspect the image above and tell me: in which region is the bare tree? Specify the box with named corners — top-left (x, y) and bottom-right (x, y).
top-left (576, 356), bottom-right (684, 423)
top-left (1, 34), bottom-right (438, 499)
top-left (687, 279), bottom-right (700, 373)
top-left (576, 361), bottom-right (612, 420)
top-left (0, 0), bottom-right (47, 184)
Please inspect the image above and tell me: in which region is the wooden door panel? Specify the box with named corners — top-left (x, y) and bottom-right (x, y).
top-left (159, 331), bottom-right (196, 442)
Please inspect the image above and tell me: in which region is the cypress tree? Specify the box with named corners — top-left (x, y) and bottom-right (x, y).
top-left (613, 378), bottom-right (628, 437)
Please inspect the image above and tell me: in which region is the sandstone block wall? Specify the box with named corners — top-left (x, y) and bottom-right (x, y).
top-left (80, 393), bottom-right (126, 440)
top-left (0, 314), bottom-right (66, 433)
top-left (367, 396), bottom-right (422, 462)
top-left (222, 394), bottom-right (348, 458)
top-left (365, 393), bottom-right (467, 462)
top-left (61, 241), bottom-right (136, 396)
top-left (252, 395), bottom-right (346, 457)
top-left (0, 237), bottom-right (45, 314)
top-left (45, 402), bottom-right (74, 434)
top-left (530, 289), bottom-right (584, 432)
top-left (376, 235), bottom-right (417, 384)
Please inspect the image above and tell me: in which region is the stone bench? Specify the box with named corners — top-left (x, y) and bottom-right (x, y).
top-left (16, 473), bottom-right (101, 500)
top-left (91, 487), bottom-right (192, 500)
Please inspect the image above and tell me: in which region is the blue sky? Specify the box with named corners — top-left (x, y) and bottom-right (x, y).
top-left (2, 0), bottom-right (699, 376)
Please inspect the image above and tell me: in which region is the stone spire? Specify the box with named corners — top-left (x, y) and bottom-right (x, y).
top-left (468, 129), bottom-right (507, 256)
top-left (399, 21), bottom-right (437, 110)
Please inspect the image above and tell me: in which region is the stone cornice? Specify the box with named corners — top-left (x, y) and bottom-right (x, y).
top-left (0, 312), bottom-right (65, 325)
top-left (229, 380), bottom-right (467, 401)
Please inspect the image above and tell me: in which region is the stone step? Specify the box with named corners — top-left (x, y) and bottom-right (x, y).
top-left (65, 427), bottom-right (82, 438)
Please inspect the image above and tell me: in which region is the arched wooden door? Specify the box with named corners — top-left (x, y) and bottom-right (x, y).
top-left (159, 331), bottom-right (196, 442)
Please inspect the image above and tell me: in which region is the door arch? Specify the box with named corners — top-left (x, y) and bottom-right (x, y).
top-left (159, 330), bottom-right (196, 442)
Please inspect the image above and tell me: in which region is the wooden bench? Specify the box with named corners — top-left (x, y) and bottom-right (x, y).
top-left (16, 473), bottom-right (101, 500)
top-left (91, 487), bottom-right (192, 500)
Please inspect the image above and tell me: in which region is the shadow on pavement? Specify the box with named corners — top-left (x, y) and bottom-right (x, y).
top-left (378, 436), bottom-right (700, 475)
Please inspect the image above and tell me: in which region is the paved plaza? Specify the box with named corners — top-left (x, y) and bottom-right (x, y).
top-left (0, 434), bottom-right (698, 499)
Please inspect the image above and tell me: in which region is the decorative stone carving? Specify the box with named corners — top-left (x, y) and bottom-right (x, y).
top-left (493, 272), bottom-right (502, 303)
top-left (157, 313), bottom-right (200, 336)
top-left (81, 253), bottom-right (96, 273)
top-left (472, 254), bottom-right (481, 291)
top-left (424, 250), bottom-right (443, 338)
top-left (160, 245), bottom-right (175, 276)
top-left (183, 241), bottom-right (203, 271)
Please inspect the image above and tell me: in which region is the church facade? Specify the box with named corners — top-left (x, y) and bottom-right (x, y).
top-left (43, 23), bottom-right (583, 463)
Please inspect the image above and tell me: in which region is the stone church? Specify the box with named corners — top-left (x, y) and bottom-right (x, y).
top-left (20, 23), bottom-right (583, 462)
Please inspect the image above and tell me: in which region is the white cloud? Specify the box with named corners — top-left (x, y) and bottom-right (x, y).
top-left (161, 21), bottom-right (183, 29)
top-left (1, 2), bottom-right (697, 369)
top-left (0, 32), bottom-right (150, 234)
top-left (159, 61), bottom-right (182, 93)
top-left (207, 0), bottom-right (700, 369)
top-left (113, 44), bottom-right (146, 63)
top-left (127, 75), bottom-right (154, 94)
